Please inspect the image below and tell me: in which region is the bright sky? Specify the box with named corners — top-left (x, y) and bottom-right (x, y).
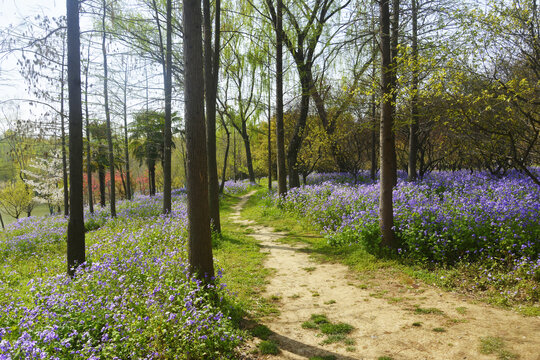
top-left (0, 0), bottom-right (64, 121)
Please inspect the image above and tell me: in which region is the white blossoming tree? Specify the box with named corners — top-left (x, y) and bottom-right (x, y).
top-left (23, 150), bottom-right (65, 214)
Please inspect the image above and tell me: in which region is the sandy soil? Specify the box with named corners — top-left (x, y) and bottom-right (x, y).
top-left (230, 192), bottom-right (540, 360)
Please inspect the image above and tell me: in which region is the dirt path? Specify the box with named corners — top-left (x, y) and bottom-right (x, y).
top-left (231, 192), bottom-right (540, 360)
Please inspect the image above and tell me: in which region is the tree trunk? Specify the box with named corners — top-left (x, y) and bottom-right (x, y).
top-left (183, 0), bottom-right (214, 280)
top-left (60, 43), bottom-right (69, 216)
top-left (219, 116), bottom-right (230, 194)
top-left (85, 41), bottom-right (94, 213)
top-left (371, 12), bottom-right (378, 182)
top-left (379, 0), bottom-right (396, 249)
top-left (240, 124), bottom-right (256, 183)
top-left (268, 96), bottom-right (272, 191)
top-left (163, 0), bottom-right (173, 213)
top-left (408, 0), bottom-right (419, 182)
top-left (66, 0), bottom-right (85, 277)
top-left (148, 159), bottom-right (156, 196)
top-left (389, 0), bottom-right (400, 186)
top-left (287, 90), bottom-right (309, 189)
top-left (204, 0), bottom-right (221, 232)
top-left (102, 0), bottom-right (116, 217)
top-left (123, 57), bottom-right (132, 200)
top-left (275, 0), bottom-right (287, 196)
top-left (98, 158), bottom-right (106, 207)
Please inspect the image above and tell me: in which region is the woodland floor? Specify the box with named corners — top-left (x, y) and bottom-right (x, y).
top-left (231, 191), bottom-right (540, 360)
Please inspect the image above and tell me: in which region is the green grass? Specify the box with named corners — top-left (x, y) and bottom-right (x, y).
top-left (319, 322), bottom-right (354, 335)
top-left (455, 306), bottom-right (467, 314)
top-left (258, 340), bottom-right (280, 355)
top-left (251, 324), bottom-right (272, 340)
top-left (309, 356), bottom-right (336, 360)
top-left (479, 336), bottom-right (519, 360)
top-left (310, 314), bottom-right (330, 324)
top-left (413, 306), bottom-right (445, 315)
top-left (320, 334), bottom-right (346, 344)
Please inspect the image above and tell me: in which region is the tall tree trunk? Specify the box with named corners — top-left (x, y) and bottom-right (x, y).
top-left (102, 0), bottom-right (116, 217)
top-left (219, 116), bottom-right (230, 194)
top-left (389, 0), bottom-right (400, 186)
top-left (371, 9), bottom-right (378, 182)
top-left (148, 159), bottom-right (156, 196)
top-left (0, 213), bottom-right (4, 230)
top-left (204, 0), bottom-right (221, 232)
top-left (163, 0), bottom-right (173, 213)
top-left (268, 73), bottom-right (272, 191)
top-left (408, 0), bottom-right (419, 182)
top-left (379, 0), bottom-right (396, 248)
top-left (275, 0), bottom-right (287, 196)
top-left (60, 42), bottom-right (69, 216)
top-left (183, 0), bottom-right (214, 280)
top-left (85, 40), bottom-right (93, 213)
top-left (123, 57), bottom-right (132, 200)
top-left (241, 128), bottom-right (256, 183)
top-left (287, 88), bottom-right (309, 189)
top-left (66, 0), bottom-right (85, 277)
top-left (98, 156), bottom-right (106, 207)
top-left (233, 130), bottom-right (237, 179)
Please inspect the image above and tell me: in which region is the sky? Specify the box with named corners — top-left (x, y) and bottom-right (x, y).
top-left (0, 0), bottom-right (64, 123)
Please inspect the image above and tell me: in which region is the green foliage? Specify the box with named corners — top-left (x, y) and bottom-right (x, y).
top-left (319, 322), bottom-right (354, 335)
top-left (258, 340), bottom-right (280, 355)
top-left (0, 180), bottom-right (33, 219)
top-left (479, 336), bottom-right (519, 360)
top-left (251, 324), bottom-right (272, 340)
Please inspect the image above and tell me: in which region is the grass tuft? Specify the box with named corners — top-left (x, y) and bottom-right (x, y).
top-left (258, 340), bottom-right (280, 355)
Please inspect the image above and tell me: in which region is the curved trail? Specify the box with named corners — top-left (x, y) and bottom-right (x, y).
top-left (231, 192), bottom-right (540, 360)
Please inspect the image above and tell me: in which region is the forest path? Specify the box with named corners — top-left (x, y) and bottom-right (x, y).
top-left (230, 191), bottom-right (540, 360)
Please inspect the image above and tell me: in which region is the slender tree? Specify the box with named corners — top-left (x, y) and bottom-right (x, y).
top-left (122, 56), bottom-right (132, 200)
top-left (60, 41), bottom-right (69, 216)
top-left (184, 0), bottom-right (214, 280)
top-left (408, 0), bottom-right (419, 182)
top-left (267, 54), bottom-right (272, 191)
top-left (84, 38), bottom-right (94, 213)
top-left (379, 0), bottom-right (396, 248)
top-left (66, 0), bottom-right (85, 277)
top-left (204, 0), bottom-right (222, 232)
top-left (102, 0), bottom-right (116, 217)
top-left (389, 0), bottom-right (400, 186)
top-left (163, 0), bottom-right (173, 213)
top-left (275, 0), bottom-right (287, 196)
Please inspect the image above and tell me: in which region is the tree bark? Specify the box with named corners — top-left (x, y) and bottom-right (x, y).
top-left (85, 41), bottom-right (93, 213)
top-left (219, 115), bottom-right (230, 194)
top-left (268, 72), bottom-right (272, 191)
top-left (408, 0), bottom-right (419, 182)
top-left (102, 0), bottom-right (116, 217)
top-left (184, 0), bottom-right (214, 280)
top-left (275, 0), bottom-right (287, 196)
top-left (204, 0), bottom-right (221, 232)
top-left (123, 57), bottom-right (132, 200)
top-left (148, 158), bottom-right (156, 196)
top-left (389, 0), bottom-right (400, 186)
top-left (98, 156), bottom-right (106, 207)
top-left (66, 0), bottom-right (85, 277)
top-left (379, 0), bottom-right (396, 249)
top-left (60, 42), bottom-right (69, 216)
top-left (163, 0), bottom-right (173, 213)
